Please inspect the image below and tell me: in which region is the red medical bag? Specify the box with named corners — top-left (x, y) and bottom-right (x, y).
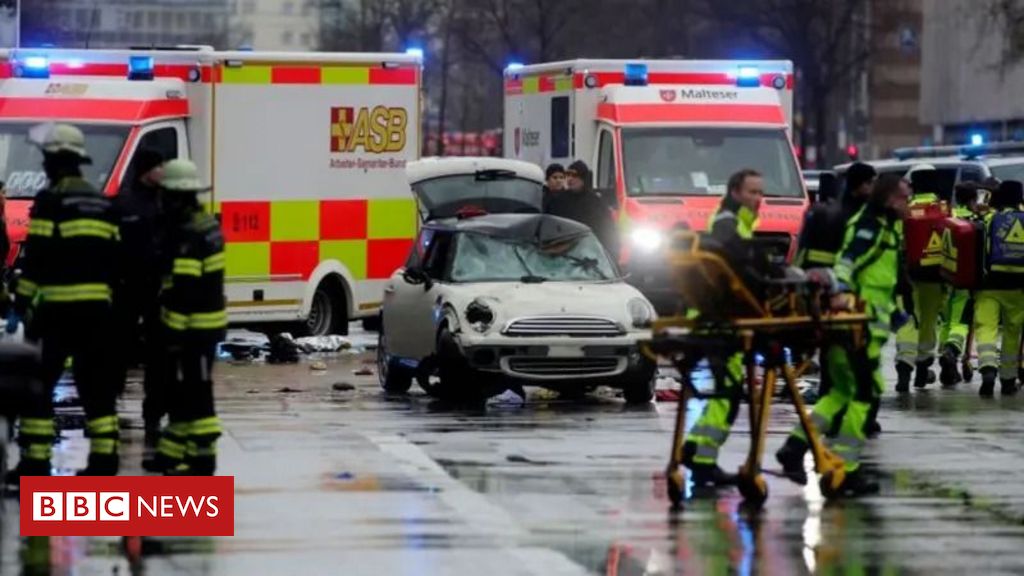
top-left (939, 216), bottom-right (984, 289)
top-left (905, 202), bottom-right (948, 281)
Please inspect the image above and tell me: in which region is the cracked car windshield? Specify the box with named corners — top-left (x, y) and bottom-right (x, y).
top-left (0, 124), bottom-right (128, 198)
top-left (622, 127), bottom-right (802, 197)
top-left (450, 232), bottom-right (616, 282)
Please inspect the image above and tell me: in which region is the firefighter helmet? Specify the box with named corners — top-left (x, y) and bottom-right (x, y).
top-left (36, 123), bottom-right (91, 163)
top-left (159, 159), bottom-right (210, 193)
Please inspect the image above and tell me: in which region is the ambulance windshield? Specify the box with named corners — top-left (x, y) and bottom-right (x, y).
top-left (621, 127), bottom-right (803, 198)
top-left (0, 123), bottom-right (128, 198)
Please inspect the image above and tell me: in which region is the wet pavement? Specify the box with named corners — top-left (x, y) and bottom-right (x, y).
top-left (4, 333), bottom-right (1024, 575)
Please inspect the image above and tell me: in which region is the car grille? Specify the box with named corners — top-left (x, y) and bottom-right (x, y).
top-left (506, 357), bottom-right (623, 377)
top-left (502, 315), bottom-right (625, 337)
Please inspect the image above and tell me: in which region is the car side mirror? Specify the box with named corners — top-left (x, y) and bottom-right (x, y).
top-left (595, 187), bottom-right (619, 211)
top-left (402, 267), bottom-right (433, 290)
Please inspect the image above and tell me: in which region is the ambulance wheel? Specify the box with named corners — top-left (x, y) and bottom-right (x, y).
top-left (738, 471), bottom-right (768, 507)
top-left (304, 277), bottom-right (348, 337)
top-left (820, 469), bottom-right (846, 500)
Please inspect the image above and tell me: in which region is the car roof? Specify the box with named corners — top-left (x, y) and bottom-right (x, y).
top-left (833, 157), bottom-right (985, 173)
top-left (424, 213), bottom-right (593, 243)
top-left (982, 156), bottom-right (1024, 167)
top-left (407, 156), bottom-right (545, 185)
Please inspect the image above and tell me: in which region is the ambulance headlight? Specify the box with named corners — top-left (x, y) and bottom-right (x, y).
top-left (630, 227), bottom-right (664, 252)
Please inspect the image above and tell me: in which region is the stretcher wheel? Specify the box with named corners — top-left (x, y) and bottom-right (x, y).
top-left (666, 467), bottom-right (685, 508)
top-left (737, 471), bottom-right (768, 506)
top-left (962, 361), bottom-right (974, 383)
top-left (819, 468), bottom-right (846, 500)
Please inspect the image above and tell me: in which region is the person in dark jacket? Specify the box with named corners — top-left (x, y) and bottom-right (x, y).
top-left (114, 148), bottom-right (167, 445)
top-left (544, 160), bottom-right (620, 260)
top-left (0, 181), bottom-right (9, 318)
top-left (795, 162), bottom-right (877, 270)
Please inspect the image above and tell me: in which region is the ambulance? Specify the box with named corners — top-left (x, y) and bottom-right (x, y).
top-left (0, 46), bottom-right (422, 335)
top-left (504, 59), bottom-right (807, 312)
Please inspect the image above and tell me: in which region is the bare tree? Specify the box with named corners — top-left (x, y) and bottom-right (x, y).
top-left (698, 0), bottom-right (873, 165)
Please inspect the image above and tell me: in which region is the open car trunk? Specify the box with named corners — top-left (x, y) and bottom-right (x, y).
top-left (408, 160), bottom-right (544, 221)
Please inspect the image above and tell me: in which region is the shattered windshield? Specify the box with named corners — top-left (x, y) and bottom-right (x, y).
top-left (622, 127), bottom-right (803, 198)
top-left (0, 123), bottom-right (128, 198)
top-left (449, 231), bottom-right (617, 282)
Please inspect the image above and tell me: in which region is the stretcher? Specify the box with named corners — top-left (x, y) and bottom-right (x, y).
top-left (640, 232), bottom-right (871, 508)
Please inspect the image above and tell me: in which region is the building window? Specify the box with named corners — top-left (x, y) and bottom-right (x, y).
top-left (300, 2), bottom-right (314, 16)
top-left (190, 12), bottom-right (202, 27)
top-left (283, 1), bottom-right (294, 15)
top-left (161, 11), bottom-right (172, 29)
top-left (177, 12), bottom-right (187, 28)
top-left (205, 13), bottom-right (215, 29)
top-left (242, 0), bottom-right (256, 15)
top-left (282, 30), bottom-right (294, 45)
top-left (147, 11), bottom-right (158, 28)
top-left (300, 32), bottom-right (311, 46)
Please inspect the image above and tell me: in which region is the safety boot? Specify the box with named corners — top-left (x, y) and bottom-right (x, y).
top-left (166, 455), bottom-right (216, 477)
top-left (914, 360), bottom-right (935, 389)
top-left (980, 367), bottom-right (997, 398)
top-left (895, 362), bottom-right (913, 393)
top-left (77, 453), bottom-right (119, 476)
top-left (142, 453), bottom-right (181, 474)
top-left (1002, 379), bottom-right (1019, 396)
top-left (682, 444), bottom-right (737, 488)
top-left (939, 346), bottom-right (962, 388)
top-left (838, 468), bottom-right (880, 497)
top-left (775, 436), bottom-right (809, 485)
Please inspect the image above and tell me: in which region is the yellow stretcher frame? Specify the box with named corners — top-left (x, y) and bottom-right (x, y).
top-left (640, 232), bottom-right (871, 508)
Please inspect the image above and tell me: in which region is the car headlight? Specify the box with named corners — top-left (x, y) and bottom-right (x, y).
top-left (628, 297), bottom-right (655, 328)
top-left (465, 299), bottom-right (496, 332)
top-left (630, 227), bottom-right (664, 252)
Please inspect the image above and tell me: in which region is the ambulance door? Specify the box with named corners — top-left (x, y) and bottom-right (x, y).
top-left (116, 121), bottom-right (187, 195)
top-left (593, 125), bottom-right (619, 208)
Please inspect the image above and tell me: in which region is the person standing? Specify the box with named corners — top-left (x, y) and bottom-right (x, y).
top-left (115, 148), bottom-right (167, 445)
top-left (544, 160), bottom-right (619, 259)
top-left (974, 180), bottom-right (1024, 397)
top-left (144, 159), bottom-right (226, 475)
top-left (938, 182), bottom-right (982, 387)
top-left (5, 124), bottom-right (122, 483)
top-left (776, 174), bottom-right (912, 496)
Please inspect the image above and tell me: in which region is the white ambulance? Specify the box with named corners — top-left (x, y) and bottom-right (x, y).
top-left (0, 46), bottom-right (422, 335)
top-left (504, 59), bottom-right (807, 313)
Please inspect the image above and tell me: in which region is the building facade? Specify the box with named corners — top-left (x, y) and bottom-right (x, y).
top-left (233, 0), bottom-right (320, 51)
top-left (920, 0), bottom-right (1024, 144)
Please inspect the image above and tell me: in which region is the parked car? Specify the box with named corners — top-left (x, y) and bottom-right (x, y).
top-left (378, 157), bottom-right (658, 403)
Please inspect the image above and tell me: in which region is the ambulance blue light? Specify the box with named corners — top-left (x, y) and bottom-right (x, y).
top-left (405, 47), bottom-right (424, 60)
top-left (970, 133), bottom-right (984, 146)
top-left (506, 62), bottom-right (524, 71)
top-left (129, 56), bottom-right (154, 80)
top-left (624, 63), bottom-right (648, 86)
top-left (21, 56), bottom-right (50, 78)
top-left (737, 66), bottom-right (760, 87)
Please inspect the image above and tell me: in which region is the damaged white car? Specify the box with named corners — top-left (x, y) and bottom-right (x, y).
top-left (377, 157), bottom-right (658, 403)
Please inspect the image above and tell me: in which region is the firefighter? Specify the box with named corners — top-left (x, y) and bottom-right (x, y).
top-left (894, 164), bottom-right (945, 392)
top-left (4, 124), bottom-right (122, 484)
top-left (114, 148), bottom-right (167, 445)
top-left (938, 182), bottom-right (981, 387)
top-left (682, 168), bottom-right (765, 487)
top-left (143, 159), bottom-right (226, 475)
top-left (776, 174), bottom-right (912, 495)
top-left (974, 180), bottom-right (1024, 397)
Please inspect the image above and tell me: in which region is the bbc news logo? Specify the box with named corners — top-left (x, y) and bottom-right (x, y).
top-left (20, 476), bottom-right (234, 536)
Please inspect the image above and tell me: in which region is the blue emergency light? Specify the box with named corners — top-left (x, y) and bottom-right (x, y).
top-left (624, 63), bottom-right (648, 86)
top-left (20, 56), bottom-right (50, 79)
top-left (970, 133), bottom-right (985, 146)
top-left (405, 47), bottom-right (424, 60)
top-left (129, 56), bottom-right (155, 80)
top-left (506, 62), bottom-right (524, 71)
top-left (737, 66), bottom-right (760, 87)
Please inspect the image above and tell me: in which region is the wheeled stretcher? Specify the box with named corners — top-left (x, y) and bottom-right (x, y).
top-left (640, 232), bottom-right (871, 508)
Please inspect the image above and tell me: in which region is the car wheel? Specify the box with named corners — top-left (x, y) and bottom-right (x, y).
top-left (433, 327), bottom-right (485, 403)
top-left (377, 324), bottom-right (412, 393)
top-left (301, 278), bottom-right (349, 337)
top-left (622, 360), bottom-right (657, 404)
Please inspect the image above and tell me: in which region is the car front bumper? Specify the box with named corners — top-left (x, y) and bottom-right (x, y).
top-left (454, 331), bottom-right (651, 382)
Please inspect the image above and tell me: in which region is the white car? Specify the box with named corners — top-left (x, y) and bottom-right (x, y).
top-left (377, 157), bottom-right (658, 403)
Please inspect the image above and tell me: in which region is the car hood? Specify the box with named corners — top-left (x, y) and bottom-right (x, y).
top-left (443, 280), bottom-right (650, 326)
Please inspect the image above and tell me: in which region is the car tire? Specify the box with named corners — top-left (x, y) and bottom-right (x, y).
top-left (377, 324), bottom-right (412, 393)
top-left (432, 327), bottom-right (485, 403)
top-left (622, 360), bottom-right (657, 404)
top-left (301, 278), bottom-right (349, 337)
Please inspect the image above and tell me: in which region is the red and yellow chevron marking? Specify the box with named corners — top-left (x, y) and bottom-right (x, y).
top-left (218, 64), bottom-right (418, 86)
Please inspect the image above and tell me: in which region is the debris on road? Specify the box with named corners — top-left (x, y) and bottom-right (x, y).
top-left (487, 388), bottom-right (526, 407)
top-left (296, 335), bottom-right (352, 353)
top-left (353, 366), bottom-right (374, 376)
top-left (332, 382), bottom-right (356, 392)
top-left (310, 360), bottom-right (328, 371)
top-left (275, 387), bottom-right (303, 394)
top-left (267, 334), bottom-right (301, 364)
